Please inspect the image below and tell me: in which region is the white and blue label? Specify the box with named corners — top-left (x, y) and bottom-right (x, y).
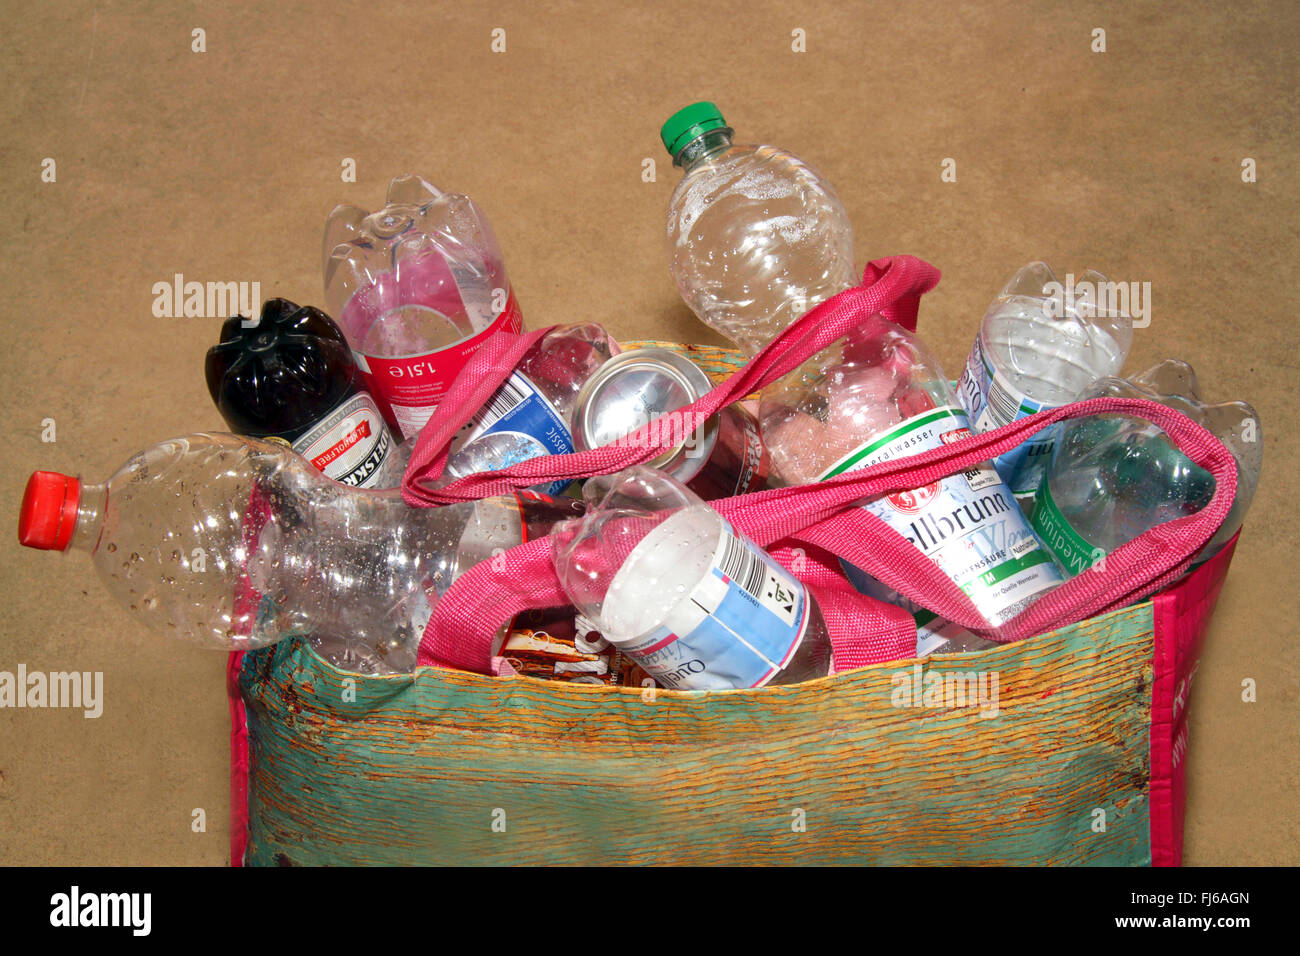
top-left (451, 372), bottom-right (575, 495)
top-left (616, 520), bottom-right (810, 691)
top-left (958, 334), bottom-right (1060, 495)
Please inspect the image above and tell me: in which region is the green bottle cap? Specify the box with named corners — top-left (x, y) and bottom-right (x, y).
top-left (660, 101), bottom-right (730, 156)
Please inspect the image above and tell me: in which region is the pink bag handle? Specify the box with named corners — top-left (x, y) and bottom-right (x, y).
top-left (762, 396), bottom-right (1238, 642)
top-left (420, 395), bottom-right (1238, 674)
top-left (403, 255), bottom-right (942, 506)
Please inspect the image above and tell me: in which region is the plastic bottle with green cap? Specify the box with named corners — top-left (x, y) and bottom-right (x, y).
top-left (661, 101), bottom-right (856, 357)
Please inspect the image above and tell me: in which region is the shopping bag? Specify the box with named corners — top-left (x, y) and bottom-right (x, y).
top-left (229, 256), bottom-right (1240, 866)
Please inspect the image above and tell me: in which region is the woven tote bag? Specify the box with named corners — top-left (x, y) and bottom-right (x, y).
top-left (228, 256), bottom-right (1241, 865)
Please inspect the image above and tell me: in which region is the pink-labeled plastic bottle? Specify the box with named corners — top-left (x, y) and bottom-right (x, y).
top-left (323, 174), bottom-right (524, 440)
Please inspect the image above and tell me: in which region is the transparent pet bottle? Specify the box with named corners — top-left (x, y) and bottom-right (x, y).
top-left (1031, 360), bottom-right (1261, 577)
top-left (663, 101), bottom-right (856, 358)
top-left (957, 261), bottom-right (1134, 496)
top-left (17, 434), bottom-right (580, 674)
top-left (550, 465), bottom-right (831, 690)
top-left (323, 173), bottom-right (524, 439)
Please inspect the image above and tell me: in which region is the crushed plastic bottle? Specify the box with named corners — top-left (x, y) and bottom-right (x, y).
top-left (1031, 359), bottom-right (1261, 577)
top-left (550, 465), bottom-right (832, 689)
top-left (957, 262), bottom-right (1133, 496)
top-left (663, 102), bottom-right (855, 358)
top-left (205, 297), bottom-right (402, 489)
top-left (17, 434), bottom-right (581, 674)
top-left (323, 173), bottom-right (523, 439)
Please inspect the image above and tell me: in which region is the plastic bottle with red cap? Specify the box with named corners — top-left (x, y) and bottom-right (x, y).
top-left (18, 471), bottom-right (82, 552)
top-left (17, 433), bottom-right (581, 673)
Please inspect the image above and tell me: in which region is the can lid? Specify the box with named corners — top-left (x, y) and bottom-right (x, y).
top-left (18, 471), bottom-right (81, 551)
top-left (572, 349), bottom-right (718, 481)
top-left (660, 101), bottom-right (730, 156)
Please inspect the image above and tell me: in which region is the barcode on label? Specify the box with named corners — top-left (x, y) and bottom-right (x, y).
top-left (471, 375), bottom-right (530, 429)
top-left (985, 378), bottom-right (1020, 425)
top-left (718, 534), bottom-right (768, 602)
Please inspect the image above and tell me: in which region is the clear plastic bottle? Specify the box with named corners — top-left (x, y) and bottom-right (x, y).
top-left (663, 102), bottom-right (856, 358)
top-left (323, 173), bottom-right (524, 439)
top-left (1031, 360), bottom-right (1261, 577)
top-left (957, 262), bottom-right (1133, 496)
top-left (550, 466), bottom-right (832, 690)
top-left (17, 434), bottom-right (581, 674)
top-left (440, 323), bottom-right (619, 494)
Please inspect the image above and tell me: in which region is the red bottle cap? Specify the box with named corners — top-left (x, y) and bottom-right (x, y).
top-left (18, 471), bottom-right (81, 551)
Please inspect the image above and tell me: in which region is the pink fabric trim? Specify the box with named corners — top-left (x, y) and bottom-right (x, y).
top-left (227, 650), bottom-right (249, 868)
top-left (1148, 533), bottom-right (1238, 867)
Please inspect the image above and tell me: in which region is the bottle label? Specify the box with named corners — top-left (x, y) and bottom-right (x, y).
top-left (1030, 478), bottom-right (1099, 578)
top-left (915, 609), bottom-right (972, 657)
top-left (957, 332), bottom-right (1060, 494)
top-left (291, 392), bottom-right (396, 489)
top-left (450, 371), bottom-right (575, 496)
top-left (353, 291), bottom-right (524, 439)
top-left (730, 408), bottom-right (770, 495)
top-left (818, 406), bottom-right (1062, 626)
top-left (617, 519), bottom-right (810, 691)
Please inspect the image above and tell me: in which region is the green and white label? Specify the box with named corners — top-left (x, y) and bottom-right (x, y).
top-left (1030, 478), bottom-right (1102, 578)
top-left (820, 406), bottom-right (1062, 627)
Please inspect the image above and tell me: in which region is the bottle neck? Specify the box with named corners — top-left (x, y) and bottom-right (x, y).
top-left (68, 482), bottom-right (108, 554)
top-left (673, 129), bottom-right (734, 171)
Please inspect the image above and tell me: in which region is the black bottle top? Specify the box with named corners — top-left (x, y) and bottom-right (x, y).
top-left (205, 298), bottom-right (365, 442)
